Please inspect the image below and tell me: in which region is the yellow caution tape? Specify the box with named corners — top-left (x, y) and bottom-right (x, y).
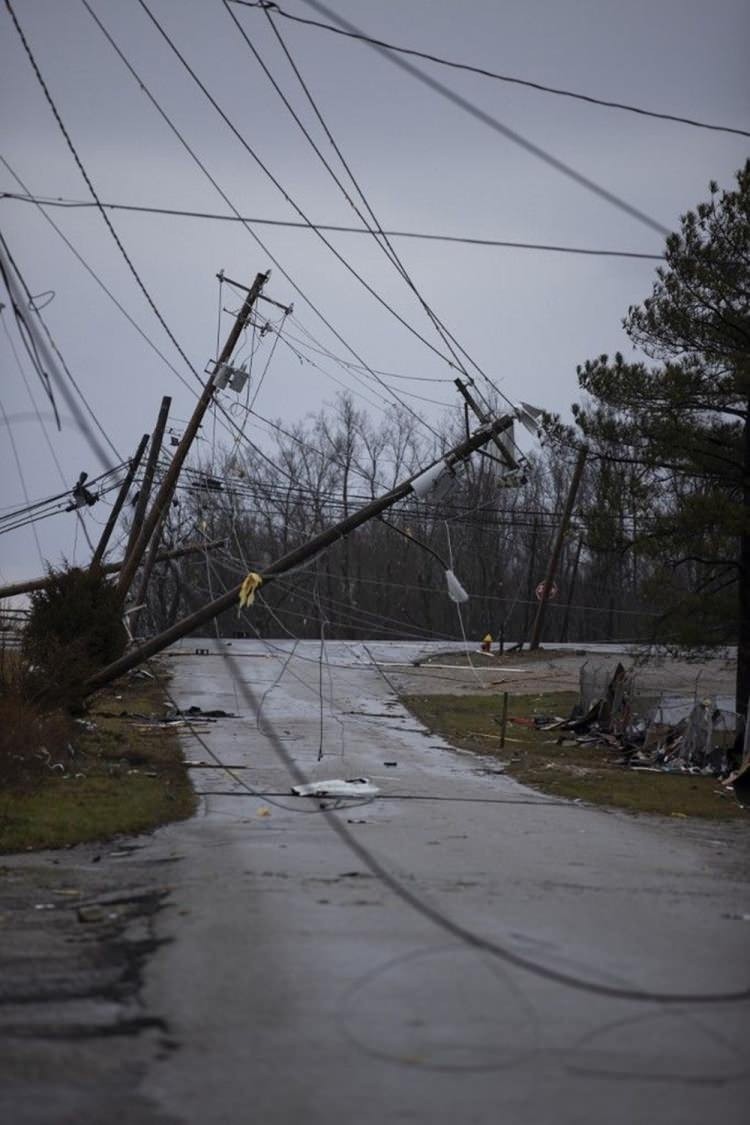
top-left (238, 571), bottom-right (263, 609)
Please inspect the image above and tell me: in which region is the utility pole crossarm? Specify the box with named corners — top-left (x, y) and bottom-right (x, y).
top-left (454, 378), bottom-right (518, 470)
top-left (84, 415), bottom-right (514, 694)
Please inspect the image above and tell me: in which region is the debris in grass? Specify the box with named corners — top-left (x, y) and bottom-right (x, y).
top-left (522, 663), bottom-right (747, 799)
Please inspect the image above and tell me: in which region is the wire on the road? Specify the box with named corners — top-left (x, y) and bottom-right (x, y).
top-left (184, 638), bottom-right (750, 1007)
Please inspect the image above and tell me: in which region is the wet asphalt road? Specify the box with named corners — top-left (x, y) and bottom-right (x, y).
top-left (140, 640), bottom-right (750, 1123)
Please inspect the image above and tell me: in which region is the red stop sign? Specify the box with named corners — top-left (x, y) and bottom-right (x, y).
top-left (535, 581), bottom-right (559, 601)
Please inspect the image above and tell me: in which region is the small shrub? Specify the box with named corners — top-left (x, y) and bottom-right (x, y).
top-left (23, 564), bottom-right (127, 709)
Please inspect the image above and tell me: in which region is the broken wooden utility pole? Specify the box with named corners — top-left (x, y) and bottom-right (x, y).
top-left (0, 538), bottom-right (227, 602)
top-left (85, 415), bottom-right (515, 694)
top-left (528, 445), bottom-right (587, 651)
top-left (90, 433), bottom-right (150, 571)
top-left (114, 270), bottom-right (270, 609)
top-left (117, 395), bottom-right (172, 600)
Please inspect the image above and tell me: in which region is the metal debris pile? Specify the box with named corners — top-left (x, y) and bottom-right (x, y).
top-left (537, 663), bottom-right (746, 784)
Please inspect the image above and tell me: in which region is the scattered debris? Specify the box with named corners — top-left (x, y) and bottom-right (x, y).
top-left (527, 663), bottom-right (747, 803)
top-left (180, 705), bottom-right (235, 719)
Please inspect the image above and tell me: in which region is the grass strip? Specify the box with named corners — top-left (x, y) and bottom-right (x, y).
top-left (0, 666), bottom-right (196, 853)
top-left (403, 690), bottom-right (745, 820)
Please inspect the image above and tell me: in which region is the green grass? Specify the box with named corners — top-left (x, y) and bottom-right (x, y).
top-left (0, 667), bottom-right (196, 853)
top-left (403, 690), bottom-right (745, 820)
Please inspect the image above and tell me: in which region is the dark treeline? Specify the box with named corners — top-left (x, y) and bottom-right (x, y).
top-left (129, 161), bottom-right (748, 710)
top-left (138, 392), bottom-right (665, 646)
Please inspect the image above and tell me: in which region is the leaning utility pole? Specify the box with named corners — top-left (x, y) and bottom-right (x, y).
top-left (528, 445), bottom-right (587, 651)
top-left (117, 396), bottom-right (172, 600)
top-left (85, 416), bottom-right (515, 694)
top-left (90, 432), bottom-right (149, 570)
top-left (114, 270), bottom-right (269, 608)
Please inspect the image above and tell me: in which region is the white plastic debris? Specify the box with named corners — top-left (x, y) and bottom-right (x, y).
top-left (516, 401), bottom-right (545, 437)
top-left (290, 777), bottom-right (379, 798)
top-left (411, 459), bottom-right (454, 500)
top-left (444, 568), bottom-right (469, 603)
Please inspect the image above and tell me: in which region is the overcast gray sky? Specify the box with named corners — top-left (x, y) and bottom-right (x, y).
top-left (1, 0), bottom-right (748, 586)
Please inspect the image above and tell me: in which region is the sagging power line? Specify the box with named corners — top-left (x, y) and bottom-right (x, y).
top-left (229, 0), bottom-right (750, 140)
top-left (0, 194), bottom-right (664, 261)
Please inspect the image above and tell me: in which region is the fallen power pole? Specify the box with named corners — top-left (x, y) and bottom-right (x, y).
top-left (528, 444), bottom-right (587, 651)
top-left (114, 270), bottom-right (270, 610)
top-left (84, 416), bottom-right (515, 694)
top-left (0, 537), bottom-right (227, 602)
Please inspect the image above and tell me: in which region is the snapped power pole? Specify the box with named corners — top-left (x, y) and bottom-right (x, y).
top-left (113, 270), bottom-right (270, 611)
top-left (84, 415), bottom-right (515, 694)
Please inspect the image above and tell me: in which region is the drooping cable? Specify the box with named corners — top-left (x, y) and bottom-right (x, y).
top-left (0, 232), bottom-right (118, 471)
top-left (229, 1), bottom-right (750, 140)
top-left (6, 0), bottom-right (199, 383)
top-left (0, 193), bottom-right (664, 261)
top-left (293, 0), bottom-right (671, 237)
top-left (80, 0), bottom-right (441, 437)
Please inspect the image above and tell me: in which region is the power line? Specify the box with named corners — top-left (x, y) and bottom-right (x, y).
top-left (228, 1), bottom-right (528, 437)
top-left (2, 301), bottom-right (108, 554)
top-left (0, 193), bottom-right (664, 261)
top-left (0, 161), bottom-right (197, 389)
top-left (198, 630), bottom-right (750, 1004)
top-left (228, 0), bottom-right (505, 406)
top-left (0, 161), bottom-right (306, 488)
top-left (285, 0), bottom-right (672, 237)
top-left (228, 1), bottom-right (750, 140)
top-left (5, 0), bottom-right (199, 384)
top-left (0, 392), bottom-right (45, 564)
top-left (131, 0), bottom-right (453, 431)
top-left (0, 231), bottom-right (120, 471)
top-left (80, 0), bottom-right (442, 439)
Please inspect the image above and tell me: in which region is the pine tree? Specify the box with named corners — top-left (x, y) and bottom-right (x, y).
top-left (572, 161), bottom-right (750, 711)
